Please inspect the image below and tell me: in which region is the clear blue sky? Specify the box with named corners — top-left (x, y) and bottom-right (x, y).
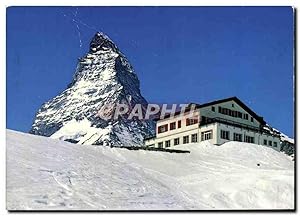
top-left (7, 6), bottom-right (294, 137)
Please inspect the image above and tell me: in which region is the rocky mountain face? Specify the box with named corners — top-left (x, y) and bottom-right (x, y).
top-left (30, 32), bottom-right (155, 146)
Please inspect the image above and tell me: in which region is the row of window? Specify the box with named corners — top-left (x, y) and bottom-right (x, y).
top-left (263, 139), bottom-right (278, 147)
top-left (157, 117), bottom-right (199, 134)
top-left (201, 129), bottom-right (255, 144)
top-left (156, 130), bottom-right (255, 144)
top-left (220, 130), bottom-right (255, 143)
top-left (154, 131), bottom-right (278, 148)
top-left (186, 117), bottom-right (199, 126)
top-left (157, 133), bottom-right (199, 148)
top-left (220, 130), bottom-right (278, 147)
top-left (158, 121), bottom-right (180, 134)
top-left (212, 106), bottom-right (253, 122)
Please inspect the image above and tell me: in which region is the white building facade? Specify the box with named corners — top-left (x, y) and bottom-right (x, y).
top-left (144, 97), bottom-right (281, 151)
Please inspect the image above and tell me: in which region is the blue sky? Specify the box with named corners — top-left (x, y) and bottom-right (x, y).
top-left (7, 6), bottom-right (294, 137)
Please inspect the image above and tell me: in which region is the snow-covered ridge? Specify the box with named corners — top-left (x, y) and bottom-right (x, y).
top-left (30, 32), bottom-right (154, 146)
top-left (7, 129), bottom-right (294, 210)
top-left (263, 124), bottom-right (294, 144)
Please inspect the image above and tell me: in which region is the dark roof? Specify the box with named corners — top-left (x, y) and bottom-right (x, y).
top-left (154, 96), bottom-right (266, 125)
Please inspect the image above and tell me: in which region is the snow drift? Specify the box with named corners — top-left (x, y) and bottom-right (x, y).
top-left (6, 129), bottom-right (294, 210)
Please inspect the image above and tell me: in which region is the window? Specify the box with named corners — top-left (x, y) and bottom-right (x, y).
top-left (201, 130), bottom-right (212, 141)
top-left (221, 130), bottom-right (230, 140)
top-left (245, 135), bottom-right (254, 143)
top-left (251, 117), bottom-right (253, 122)
top-left (264, 139), bottom-right (267, 145)
top-left (183, 135), bottom-right (189, 144)
top-left (268, 140), bottom-right (272, 146)
top-left (211, 106), bottom-right (215, 112)
top-left (238, 112), bottom-right (243, 118)
top-left (186, 117), bottom-right (198, 126)
top-left (165, 140), bottom-right (171, 147)
top-left (233, 133), bottom-right (242, 142)
top-left (273, 142), bottom-right (278, 147)
top-left (232, 103), bottom-right (234, 107)
top-left (178, 120), bottom-right (181, 128)
top-left (232, 110), bottom-right (236, 117)
top-left (170, 122), bottom-right (176, 130)
top-left (158, 124), bottom-right (168, 134)
top-left (224, 108), bottom-right (228, 115)
top-left (218, 106), bottom-right (246, 120)
top-left (158, 142), bottom-right (163, 148)
top-left (191, 134), bottom-right (198, 142)
top-left (174, 138), bottom-right (180, 145)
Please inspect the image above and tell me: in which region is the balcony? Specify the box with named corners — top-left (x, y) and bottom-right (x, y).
top-left (199, 116), bottom-right (261, 132)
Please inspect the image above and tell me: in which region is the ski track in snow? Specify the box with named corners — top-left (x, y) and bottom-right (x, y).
top-left (6, 129), bottom-right (294, 210)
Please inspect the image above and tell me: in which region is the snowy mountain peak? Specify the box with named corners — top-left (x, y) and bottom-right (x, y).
top-left (90, 31), bottom-right (118, 53)
top-left (30, 32), bottom-right (154, 146)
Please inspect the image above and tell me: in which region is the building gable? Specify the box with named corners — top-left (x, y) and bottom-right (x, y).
top-left (154, 97), bottom-right (265, 126)
top-left (198, 97), bottom-right (265, 125)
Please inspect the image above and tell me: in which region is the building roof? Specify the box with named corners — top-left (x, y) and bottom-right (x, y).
top-left (154, 96), bottom-right (266, 125)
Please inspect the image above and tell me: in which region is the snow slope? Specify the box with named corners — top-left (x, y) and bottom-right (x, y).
top-left (6, 129), bottom-right (294, 210)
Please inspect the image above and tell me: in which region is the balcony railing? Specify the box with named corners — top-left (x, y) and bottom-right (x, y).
top-left (199, 116), bottom-right (261, 132)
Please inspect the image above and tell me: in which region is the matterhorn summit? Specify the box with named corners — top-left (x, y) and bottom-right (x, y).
top-left (30, 32), bottom-right (154, 146)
